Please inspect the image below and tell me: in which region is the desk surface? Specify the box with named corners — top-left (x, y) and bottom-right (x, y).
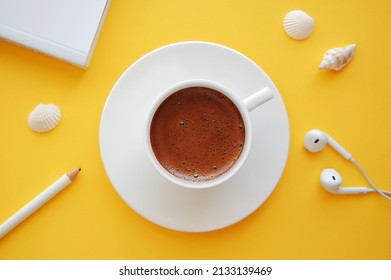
top-left (1, 0), bottom-right (390, 259)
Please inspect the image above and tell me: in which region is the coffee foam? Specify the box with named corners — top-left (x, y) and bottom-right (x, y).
top-left (150, 87), bottom-right (245, 182)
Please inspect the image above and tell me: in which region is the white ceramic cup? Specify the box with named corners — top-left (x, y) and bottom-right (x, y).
top-left (145, 79), bottom-right (273, 189)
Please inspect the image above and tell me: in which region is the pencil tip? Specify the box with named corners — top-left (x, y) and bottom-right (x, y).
top-left (66, 168), bottom-right (81, 181)
top-left (78, 168), bottom-right (81, 171)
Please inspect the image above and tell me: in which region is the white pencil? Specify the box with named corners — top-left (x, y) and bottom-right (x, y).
top-left (0, 168), bottom-right (81, 239)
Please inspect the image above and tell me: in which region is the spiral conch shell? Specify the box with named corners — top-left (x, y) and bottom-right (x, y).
top-left (28, 104), bottom-right (61, 133)
top-left (283, 10), bottom-right (314, 40)
top-left (319, 44), bottom-right (356, 71)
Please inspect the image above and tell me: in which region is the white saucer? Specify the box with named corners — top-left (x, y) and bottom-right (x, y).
top-left (99, 41), bottom-right (290, 232)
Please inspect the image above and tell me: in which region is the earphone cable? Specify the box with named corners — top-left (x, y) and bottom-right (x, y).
top-left (350, 157), bottom-right (391, 201)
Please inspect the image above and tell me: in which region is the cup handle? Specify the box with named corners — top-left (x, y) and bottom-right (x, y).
top-left (242, 87), bottom-right (273, 112)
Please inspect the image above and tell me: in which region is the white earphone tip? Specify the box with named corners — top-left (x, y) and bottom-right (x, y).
top-left (304, 129), bottom-right (327, 153)
top-left (320, 168), bottom-right (343, 192)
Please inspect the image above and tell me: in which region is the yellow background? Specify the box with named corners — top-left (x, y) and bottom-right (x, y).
top-left (1, 0), bottom-right (390, 259)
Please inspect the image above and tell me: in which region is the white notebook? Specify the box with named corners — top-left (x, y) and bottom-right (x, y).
top-left (0, 0), bottom-right (111, 68)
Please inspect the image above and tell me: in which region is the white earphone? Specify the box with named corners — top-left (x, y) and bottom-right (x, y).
top-left (321, 168), bottom-right (376, 195)
top-left (304, 129), bottom-right (351, 160)
top-left (304, 129), bottom-right (391, 201)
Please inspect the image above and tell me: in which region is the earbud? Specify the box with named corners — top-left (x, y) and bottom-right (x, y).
top-left (320, 168), bottom-right (372, 194)
top-left (304, 129), bottom-right (352, 160)
top-left (306, 129), bottom-right (391, 201)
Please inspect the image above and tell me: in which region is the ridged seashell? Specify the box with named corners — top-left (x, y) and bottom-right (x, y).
top-left (283, 10), bottom-right (314, 40)
top-left (28, 104), bottom-right (61, 133)
top-left (319, 44), bottom-right (356, 71)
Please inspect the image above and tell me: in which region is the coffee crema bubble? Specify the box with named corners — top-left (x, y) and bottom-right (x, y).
top-left (150, 86), bottom-right (245, 182)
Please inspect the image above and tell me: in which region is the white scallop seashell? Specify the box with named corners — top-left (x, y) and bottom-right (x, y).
top-left (28, 104), bottom-right (61, 133)
top-left (319, 44), bottom-right (356, 71)
top-left (283, 10), bottom-right (314, 40)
